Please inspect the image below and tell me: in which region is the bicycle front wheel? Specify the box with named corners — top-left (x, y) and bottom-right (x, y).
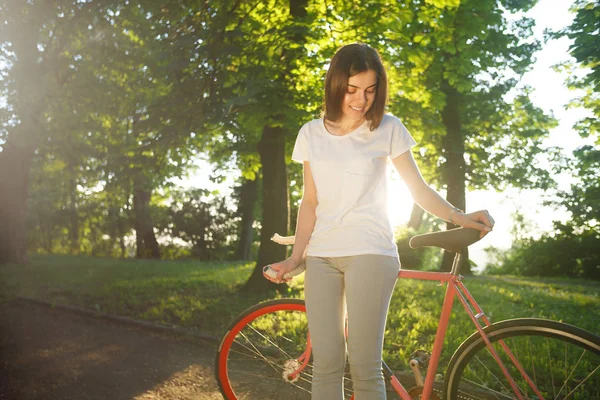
top-left (444, 318), bottom-right (600, 400)
top-left (215, 298), bottom-right (356, 399)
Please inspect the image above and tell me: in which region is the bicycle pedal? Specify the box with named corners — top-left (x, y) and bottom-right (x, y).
top-left (408, 349), bottom-right (431, 368)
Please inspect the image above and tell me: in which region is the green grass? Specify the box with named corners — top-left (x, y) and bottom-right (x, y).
top-left (0, 254), bottom-right (300, 336)
top-left (2, 255), bottom-right (598, 372)
top-left (385, 275), bottom-right (599, 370)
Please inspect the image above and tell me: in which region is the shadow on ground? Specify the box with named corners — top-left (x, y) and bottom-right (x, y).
top-left (0, 301), bottom-right (223, 400)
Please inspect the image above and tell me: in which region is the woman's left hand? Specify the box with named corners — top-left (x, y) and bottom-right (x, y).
top-left (454, 209), bottom-right (495, 238)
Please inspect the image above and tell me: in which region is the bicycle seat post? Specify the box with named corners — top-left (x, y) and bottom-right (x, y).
top-left (450, 251), bottom-right (464, 276)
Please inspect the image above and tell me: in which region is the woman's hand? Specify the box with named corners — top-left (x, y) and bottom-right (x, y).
top-left (262, 257), bottom-right (302, 284)
top-left (454, 209), bottom-right (495, 238)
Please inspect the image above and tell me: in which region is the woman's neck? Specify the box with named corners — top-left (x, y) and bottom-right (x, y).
top-left (324, 117), bottom-right (366, 136)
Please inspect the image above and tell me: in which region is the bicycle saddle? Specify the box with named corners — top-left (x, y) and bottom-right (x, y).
top-left (409, 227), bottom-right (483, 253)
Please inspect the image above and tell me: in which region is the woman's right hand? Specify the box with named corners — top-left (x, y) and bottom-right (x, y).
top-left (453, 209), bottom-right (495, 238)
top-left (263, 257), bottom-right (301, 284)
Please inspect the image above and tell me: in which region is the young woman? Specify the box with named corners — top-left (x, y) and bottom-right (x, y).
top-left (264, 43), bottom-right (494, 400)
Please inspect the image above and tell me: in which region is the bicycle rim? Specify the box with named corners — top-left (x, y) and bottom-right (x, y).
top-left (215, 299), bottom-right (354, 399)
top-left (444, 318), bottom-right (600, 400)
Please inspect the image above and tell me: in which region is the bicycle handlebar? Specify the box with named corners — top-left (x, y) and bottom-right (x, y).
top-left (263, 234), bottom-right (307, 280)
top-left (264, 228), bottom-right (484, 280)
top-left (263, 262), bottom-right (306, 280)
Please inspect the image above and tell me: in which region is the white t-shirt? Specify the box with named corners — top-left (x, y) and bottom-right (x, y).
top-left (292, 113), bottom-right (417, 258)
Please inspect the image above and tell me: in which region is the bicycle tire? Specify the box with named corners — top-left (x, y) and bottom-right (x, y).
top-left (444, 318), bottom-right (600, 400)
top-left (214, 298), bottom-right (355, 399)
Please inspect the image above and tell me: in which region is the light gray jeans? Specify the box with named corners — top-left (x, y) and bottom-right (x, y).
top-left (304, 254), bottom-right (400, 400)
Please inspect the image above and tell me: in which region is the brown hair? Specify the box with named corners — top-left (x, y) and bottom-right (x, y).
top-left (323, 43), bottom-right (388, 131)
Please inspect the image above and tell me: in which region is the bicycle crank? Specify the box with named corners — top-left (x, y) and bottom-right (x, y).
top-left (407, 386), bottom-right (441, 400)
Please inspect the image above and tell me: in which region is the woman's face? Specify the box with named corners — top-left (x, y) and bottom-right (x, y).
top-left (340, 69), bottom-right (377, 123)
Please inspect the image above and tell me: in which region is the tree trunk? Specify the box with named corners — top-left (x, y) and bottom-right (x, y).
top-left (90, 228), bottom-right (98, 257)
top-left (192, 212), bottom-right (209, 260)
top-left (242, 0), bottom-right (308, 292)
top-left (235, 178), bottom-right (258, 260)
top-left (108, 234), bottom-right (116, 257)
top-left (121, 190), bottom-right (132, 258)
top-left (407, 202), bottom-right (425, 231)
top-left (119, 217), bottom-right (126, 258)
top-left (68, 168), bottom-right (80, 255)
top-left (0, 5), bottom-right (44, 264)
top-left (0, 141), bottom-right (35, 264)
top-left (440, 80), bottom-right (471, 273)
top-left (42, 220), bottom-right (53, 254)
top-left (243, 126), bottom-right (290, 291)
top-left (133, 181), bottom-right (160, 259)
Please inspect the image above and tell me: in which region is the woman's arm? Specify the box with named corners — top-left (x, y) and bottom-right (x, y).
top-left (265, 161), bottom-right (318, 283)
top-left (392, 151), bottom-right (494, 233)
top-left (289, 161), bottom-right (318, 264)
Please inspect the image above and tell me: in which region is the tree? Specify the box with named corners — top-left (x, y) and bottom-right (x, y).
top-left (234, 178), bottom-right (259, 261)
top-left (382, 0), bottom-right (556, 272)
top-left (155, 188), bottom-right (240, 261)
top-left (1, 1), bottom-right (560, 277)
top-left (551, 0), bottom-right (599, 278)
top-left (556, 0), bottom-right (600, 233)
top-left (248, 0), bottom-right (312, 291)
top-left (9, 1), bottom-right (224, 261)
top-left (196, 0), bottom-right (318, 291)
top-left (0, 1), bottom-right (112, 263)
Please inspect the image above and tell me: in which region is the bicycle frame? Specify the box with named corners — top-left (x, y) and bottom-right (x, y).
top-left (288, 252), bottom-right (542, 400)
top-left (389, 268), bottom-right (465, 400)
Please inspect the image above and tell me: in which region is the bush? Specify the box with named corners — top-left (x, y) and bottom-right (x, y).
top-left (485, 228), bottom-right (600, 280)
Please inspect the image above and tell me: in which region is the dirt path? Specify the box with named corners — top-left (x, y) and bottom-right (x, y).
top-left (0, 301), bottom-right (224, 400)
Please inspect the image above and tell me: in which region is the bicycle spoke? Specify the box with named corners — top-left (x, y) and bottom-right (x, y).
top-left (237, 331), bottom-right (283, 374)
top-left (506, 338), bottom-right (534, 400)
top-left (231, 328), bottom-right (308, 372)
top-left (229, 339), bottom-right (315, 387)
top-left (563, 364), bottom-right (600, 400)
top-left (458, 383), bottom-right (512, 400)
top-left (475, 351), bottom-right (516, 398)
top-left (227, 369), bottom-right (291, 381)
top-left (546, 337), bottom-right (556, 399)
top-left (230, 339), bottom-right (267, 360)
top-left (556, 349), bottom-right (586, 399)
top-left (246, 322), bottom-right (300, 361)
top-left (527, 336), bottom-right (535, 398)
top-left (465, 359), bottom-right (509, 399)
top-left (464, 363), bottom-right (503, 400)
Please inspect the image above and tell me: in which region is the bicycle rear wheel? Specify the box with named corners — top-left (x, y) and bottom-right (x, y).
top-left (444, 318), bottom-right (600, 400)
top-left (215, 298), bottom-right (354, 399)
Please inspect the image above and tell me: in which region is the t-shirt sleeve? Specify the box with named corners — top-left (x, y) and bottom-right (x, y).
top-left (389, 118), bottom-right (417, 159)
top-left (291, 125), bottom-right (309, 163)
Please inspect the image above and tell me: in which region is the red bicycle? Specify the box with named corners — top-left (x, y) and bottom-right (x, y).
top-left (215, 228), bottom-right (600, 399)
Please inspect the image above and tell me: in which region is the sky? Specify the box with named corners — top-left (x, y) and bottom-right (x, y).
top-left (175, 0), bottom-right (591, 270)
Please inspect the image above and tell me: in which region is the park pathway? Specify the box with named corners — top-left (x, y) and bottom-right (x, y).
top-left (0, 301), bottom-right (223, 400)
